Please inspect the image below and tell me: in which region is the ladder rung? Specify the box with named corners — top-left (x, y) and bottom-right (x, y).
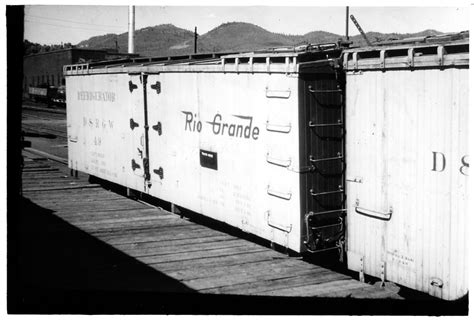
top-left (311, 89), bottom-right (343, 93)
top-left (308, 86), bottom-right (342, 94)
top-left (309, 189), bottom-right (344, 197)
top-left (303, 246), bottom-right (340, 254)
top-left (309, 121), bottom-right (343, 128)
top-left (309, 209), bottom-right (346, 216)
top-left (311, 222), bottom-right (343, 230)
top-left (309, 155), bottom-right (343, 163)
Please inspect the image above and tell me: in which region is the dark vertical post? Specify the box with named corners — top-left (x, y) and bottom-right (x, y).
top-left (346, 7), bottom-right (349, 40)
top-left (194, 26), bottom-right (198, 54)
top-left (7, 5), bottom-right (25, 312)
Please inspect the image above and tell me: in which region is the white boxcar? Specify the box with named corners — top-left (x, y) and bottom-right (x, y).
top-left (64, 46), bottom-right (347, 255)
top-left (343, 36), bottom-right (469, 300)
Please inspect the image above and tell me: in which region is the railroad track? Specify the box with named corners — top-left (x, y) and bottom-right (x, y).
top-left (22, 123), bottom-right (67, 139)
top-left (22, 105), bottom-right (68, 139)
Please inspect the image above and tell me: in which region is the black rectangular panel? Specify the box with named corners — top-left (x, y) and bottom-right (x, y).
top-left (200, 149), bottom-right (218, 170)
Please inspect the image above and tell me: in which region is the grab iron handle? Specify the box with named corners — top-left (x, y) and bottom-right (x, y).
top-left (267, 186), bottom-right (292, 200)
top-left (265, 121), bottom-right (292, 133)
top-left (265, 211), bottom-right (292, 233)
top-left (355, 200), bottom-right (393, 221)
top-left (265, 87), bottom-right (291, 98)
top-left (266, 153), bottom-right (291, 168)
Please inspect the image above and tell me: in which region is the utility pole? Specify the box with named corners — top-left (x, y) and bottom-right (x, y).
top-left (128, 5), bottom-right (135, 54)
top-left (345, 7), bottom-right (349, 41)
top-left (194, 26), bottom-right (198, 54)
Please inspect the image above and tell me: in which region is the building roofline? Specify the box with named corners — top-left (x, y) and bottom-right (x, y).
top-left (24, 47), bottom-right (116, 58)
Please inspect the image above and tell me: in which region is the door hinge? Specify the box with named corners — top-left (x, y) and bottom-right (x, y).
top-left (131, 159), bottom-right (141, 171)
top-left (130, 118), bottom-right (139, 130)
top-left (129, 80), bottom-right (138, 93)
top-left (153, 167), bottom-right (164, 180)
top-left (152, 122), bottom-right (162, 135)
top-left (151, 81), bottom-right (161, 94)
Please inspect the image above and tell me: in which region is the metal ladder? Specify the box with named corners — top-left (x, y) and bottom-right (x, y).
top-left (303, 71), bottom-right (346, 261)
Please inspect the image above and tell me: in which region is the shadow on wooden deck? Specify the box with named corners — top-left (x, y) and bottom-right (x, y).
top-left (9, 196), bottom-right (196, 314)
top-left (8, 195), bottom-right (468, 315)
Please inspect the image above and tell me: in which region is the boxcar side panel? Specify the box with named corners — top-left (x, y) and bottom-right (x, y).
top-left (67, 73), bottom-right (148, 192)
top-left (346, 68), bottom-right (468, 300)
top-left (67, 71), bottom-right (304, 252)
top-left (145, 72), bottom-right (302, 251)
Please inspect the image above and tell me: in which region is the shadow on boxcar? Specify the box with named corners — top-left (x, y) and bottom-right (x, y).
top-left (8, 196), bottom-right (197, 314)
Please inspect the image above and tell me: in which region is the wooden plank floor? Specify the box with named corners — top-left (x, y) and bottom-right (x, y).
top-left (20, 150), bottom-right (403, 300)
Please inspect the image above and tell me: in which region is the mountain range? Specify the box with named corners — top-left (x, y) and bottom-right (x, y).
top-left (77, 22), bottom-right (445, 57)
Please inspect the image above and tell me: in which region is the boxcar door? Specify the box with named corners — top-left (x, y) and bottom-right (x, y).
top-left (345, 71), bottom-right (392, 285)
top-left (127, 74), bottom-right (149, 190)
top-left (346, 67), bottom-right (468, 300)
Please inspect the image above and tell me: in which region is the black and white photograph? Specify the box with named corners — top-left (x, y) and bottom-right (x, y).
top-left (5, 0), bottom-right (471, 315)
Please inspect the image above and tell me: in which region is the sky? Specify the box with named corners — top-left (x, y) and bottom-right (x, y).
top-left (22, 2), bottom-right (471, 45)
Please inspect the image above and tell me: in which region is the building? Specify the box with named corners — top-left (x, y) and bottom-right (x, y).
top-left (23, 48), bottom-right (138, 92)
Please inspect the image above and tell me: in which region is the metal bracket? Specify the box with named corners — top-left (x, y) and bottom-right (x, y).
top-left (359, 256), bottom-right (365, 283)
top-left (152, 122), bottom-right (162, 135)
top-left (430, 278), bottom-right (444, 288)
top-left (131, 159), bottom-right (141, 171)
top-left (150, 81), bottom-right (161, 94)
top-left (153, 167), bottom-right (164, 180)
top-left (380, 261), bottom-right (386, 287)
top-left (380, 50), bottom-right (386, 70)
top-left (352, 52), bottom-right (359, 70)
top-left (346, 176), bottom-right (363, 183)
top-left (130, 118), bottom-right (139, 130)
top-left (129, 80), bottom-right (138, 93)
top-left (303, 212), bottom-right (344, 254)
top-left (407, 48), bottom-right (415, 68)
top-left (343, 52), bottom-right (350, 69)
top-left (437, 46), bottom-right (446, 66)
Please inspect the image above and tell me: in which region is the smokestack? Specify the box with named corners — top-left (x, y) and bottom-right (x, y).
top-left (128, 6), bottom-right (135, 54)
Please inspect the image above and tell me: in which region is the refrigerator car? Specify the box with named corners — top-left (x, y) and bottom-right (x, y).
top-left (64, 46), bottom-right (346, 256)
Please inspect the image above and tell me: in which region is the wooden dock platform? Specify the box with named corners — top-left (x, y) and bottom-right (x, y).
top-left (11, 148), bottom-right (460, 314)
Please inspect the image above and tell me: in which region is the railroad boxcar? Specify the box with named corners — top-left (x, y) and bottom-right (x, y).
top-left (343, 36), bottom-right (469, 300)
top-left (28, 85), bottom-right (57, 104)
top-left (64, 46), bottom-right (347, 256)
top-left (64, 33), bottom-right (469, 300)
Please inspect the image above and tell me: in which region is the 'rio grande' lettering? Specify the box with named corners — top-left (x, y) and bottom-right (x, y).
top-left (182, 111), bottom-right (260, 140)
